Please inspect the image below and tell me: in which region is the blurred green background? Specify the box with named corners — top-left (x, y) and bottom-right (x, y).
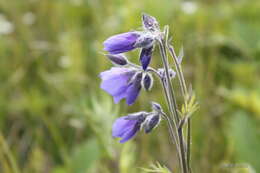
top-left (0, 0), bottom-right (260, 173)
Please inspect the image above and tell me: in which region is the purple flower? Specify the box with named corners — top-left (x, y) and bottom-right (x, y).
top-left (139, 46), bottom-right (153, 70)
top-left (100, 67), bottom-right (143, 105)
top-left (112, 112), bottom-right (147, 143)
top-left (103, 32), bottom-right (140, 54)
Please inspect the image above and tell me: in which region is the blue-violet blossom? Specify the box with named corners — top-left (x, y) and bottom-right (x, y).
top-left (112, 112), bottom-right (148, 143)
top-left (100, 67), bottom-right (143, 105)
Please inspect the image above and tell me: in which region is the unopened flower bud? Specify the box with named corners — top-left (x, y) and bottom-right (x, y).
top-left (142, 13), bottom-right (160, 31)
top-left (151, 102), bottom-right (162, 112)
top-left (143, 113), bottom-right (161, 133)
top-left (103, 32), bottom-right (140, 54)
top-left (157, 68), bottom-right (176, 79)
top-left (142, 73), bottom-right (153, 91)
top-left (106, 54), bottom-right (128, 66)
top-left (140, 46), bottom-right (153, 70)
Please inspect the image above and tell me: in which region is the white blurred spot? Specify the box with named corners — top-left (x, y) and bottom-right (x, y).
top-left (30, 40), bottom-right (52, 50)
top-left (181, 1), bottom-right (198, 15)
top-left (22, 12), bottom-right (35, 25)
top-left (0, 14), bottom-right (14, 35)
top-left (69, 118), bottom-right (84, 129)
top-left (59, 56), bottom-right (71, 68)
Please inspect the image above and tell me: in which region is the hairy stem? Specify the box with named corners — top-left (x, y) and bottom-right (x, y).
top-left (158, 38), bottom-right (190, 173)
top-left (178, 121), bottom-right (188, 173)
top-left (168, 45), bottom-right (192, 173)
top-left (158, 40), bottom-right (180, 123)
top-left (187, 120), bottom-right (192, 173)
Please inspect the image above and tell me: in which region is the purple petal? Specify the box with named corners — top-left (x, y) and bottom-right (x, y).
top-left (126, 73), bottom-right (143, 105)
top-left (140, 46), bottom-right (153, 70)
top-left (100, 67), bottom-right (136, 102)
top-left (113, 86), bottom-right (128, 103)
top-left (99, 67), bottom-right (133, 81)
top-left (112, 116), bottom-right (136, 138)
top-left (103, 32), bottom-right (140, 54)
top-left (101, 75), bottom-right (130, 95)
top-left (119, 124), bottom-right (140, 143)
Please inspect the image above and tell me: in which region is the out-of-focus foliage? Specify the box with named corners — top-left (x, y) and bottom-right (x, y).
top-left (0, 0), bottom-right (259, 173)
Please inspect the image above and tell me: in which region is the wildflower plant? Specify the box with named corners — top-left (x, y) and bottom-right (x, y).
top-left (100, 13), bottom-right (198, 173)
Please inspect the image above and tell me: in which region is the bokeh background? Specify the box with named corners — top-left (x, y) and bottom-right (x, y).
top-left (0, 0), bottom-right (260, 173)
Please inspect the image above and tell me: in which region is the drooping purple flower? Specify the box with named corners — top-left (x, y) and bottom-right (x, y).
top-left (112, 112), bottom-right (147, 143)
top-left (99, 67), bottom-right (143, 105)
top-left (103, 32), bottom-right (140, 54)
top-left (139, 46), bottom-right (153, 70)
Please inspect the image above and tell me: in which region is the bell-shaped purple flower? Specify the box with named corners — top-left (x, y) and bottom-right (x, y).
top-left (139, 46), bottom-right (153, 70)
top-left (112, 112), bottom-right (147, 143)
top-left (103, 32), bottom-right (140, 54)
top-left (100, 67), bottom-right (143, 105)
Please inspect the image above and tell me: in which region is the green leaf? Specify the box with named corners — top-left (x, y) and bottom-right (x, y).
top-left (70, 139), bottom-right (100, 173)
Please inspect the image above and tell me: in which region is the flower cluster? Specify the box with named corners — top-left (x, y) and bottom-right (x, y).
top-left (100, 13), bottom-right (160, 106)
top-left (100, 14), bottom-right (174, 143)
top-left (99, 13), bottom-right (197, 173)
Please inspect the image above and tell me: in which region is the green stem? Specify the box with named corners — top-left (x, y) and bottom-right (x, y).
top-left (158, 40), bottom-right (180, 123)
top-left (178, 121), bottom-right (188, 173)
top-left (168, 45), bottom-right (192, 173)
top-left (158, 39), bottom-right (189, 173)
top-left (160, 79), bottom-right (179, 147)
top-left (187, 120), bottom-right (192, 173)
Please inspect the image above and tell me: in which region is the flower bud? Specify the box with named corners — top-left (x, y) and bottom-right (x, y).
top-left (143, 113), bottom-right (161, 133)
top-left (140, 46), bottom-right (153, 70)
top-left (142, 73), bottom-right (153, 91)
top-left (103, 32), bottom-right (140, 54)
top-left (157, 68), bottom-right (176, 79)
top-left (151, 102), bottom-right (162, 113)
top-left (106, 54), bottom-right (128, 66)
top-left (142, 13), bottom-right (160, 31)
